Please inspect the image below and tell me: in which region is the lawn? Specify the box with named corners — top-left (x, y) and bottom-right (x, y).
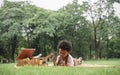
top-left (0, 59), bottom-right (120, 75)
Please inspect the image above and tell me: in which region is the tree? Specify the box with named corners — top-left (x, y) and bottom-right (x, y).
top-left (0, 0), bottom-right (25, 62)
top-left (82, 0), bottom-right (115, 59)
top-left (57, 0), bottom-right (93, 59)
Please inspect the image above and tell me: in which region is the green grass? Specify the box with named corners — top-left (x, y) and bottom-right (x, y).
top-left (0, 59), bottom-right (120, 75)
top-left (83, 59), bottom-right (120, 66)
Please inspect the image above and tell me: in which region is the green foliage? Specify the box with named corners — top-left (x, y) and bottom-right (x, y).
top-left (0, 0), bottom-right (119, 62)
top-left (108, 0), bottom-right (120, 3)
top-left (109, 38), bottom-right (120, 58)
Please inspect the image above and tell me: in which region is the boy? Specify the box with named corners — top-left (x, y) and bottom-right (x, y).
top-left (52, 40), bottom-right (74, 66)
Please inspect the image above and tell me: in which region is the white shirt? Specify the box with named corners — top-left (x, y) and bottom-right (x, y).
top-left (56, 54), bottom-right (74, 66)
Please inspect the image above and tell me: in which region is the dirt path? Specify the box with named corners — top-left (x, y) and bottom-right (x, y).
top-left (76, 64), bottom-right (117, 67)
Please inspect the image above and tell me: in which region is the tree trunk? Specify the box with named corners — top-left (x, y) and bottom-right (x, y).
top-left (53, 34), bottom-right (58, 52)
top-left (98, 40), bottom-right (101, 59)
top-left (7, 45), bottom-right (11, 63)
top-left (106, 38), bottom-right (109, 59)
top-left (99, 48), bottom-right (102, 59)
top-left (11, 35), bottom-right (17, 62)
top-left (94, 26), bottom-right (99, 59)
top-left (89, 44), bottom-right (92, 59)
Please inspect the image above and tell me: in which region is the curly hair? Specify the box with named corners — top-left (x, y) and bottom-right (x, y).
top-left (57, 40), bottom-right (72, 53)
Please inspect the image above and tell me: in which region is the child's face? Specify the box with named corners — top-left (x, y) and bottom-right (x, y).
top-left (59, 49), bottom-right (69, 58)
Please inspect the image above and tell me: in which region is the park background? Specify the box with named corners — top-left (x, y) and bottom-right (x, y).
top-left (0, 0), bottom-right (120, 63)
top-left (0, 0), bottom-right (120, 75)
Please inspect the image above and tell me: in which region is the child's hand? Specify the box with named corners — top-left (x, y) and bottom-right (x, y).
top-left (52, 56), bottom-right (56, 63)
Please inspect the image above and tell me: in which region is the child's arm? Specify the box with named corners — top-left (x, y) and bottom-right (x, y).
top-left (52, 52), bottom-right (57, 65)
